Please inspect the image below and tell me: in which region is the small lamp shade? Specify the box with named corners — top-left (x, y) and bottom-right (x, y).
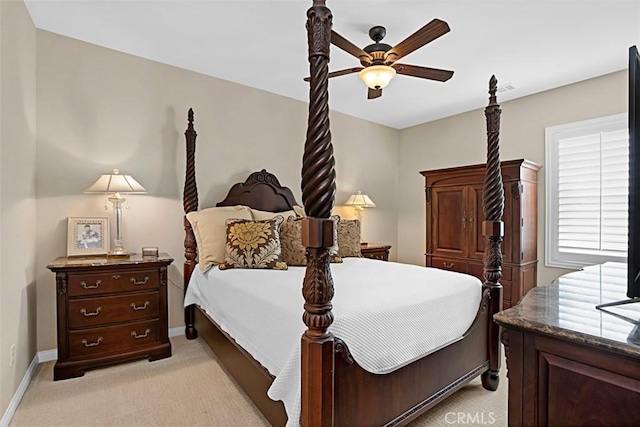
top-left (358, 65), bottom-right (396, 90)
top-left (85, 169), bottom-right (147, 194)
top-left (345, 191), bottom-right (376, 208)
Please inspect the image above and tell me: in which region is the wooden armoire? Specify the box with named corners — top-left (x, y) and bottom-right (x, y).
top-left (421, 159), bottom-right (541, 309)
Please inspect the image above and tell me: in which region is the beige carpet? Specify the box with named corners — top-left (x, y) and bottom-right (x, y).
top-left (10, 336), bottom-right (507, 426)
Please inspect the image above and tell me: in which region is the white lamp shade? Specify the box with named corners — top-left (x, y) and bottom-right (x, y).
top-left (358, 65), bottom-right (396, 90)
top-left (85, 169), bottom-right (147, 194)
top-left (345, 191), bottom-right (376, 208)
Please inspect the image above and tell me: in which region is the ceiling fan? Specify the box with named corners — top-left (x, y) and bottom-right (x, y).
top-left (305, 19), bottom-right (454, 100)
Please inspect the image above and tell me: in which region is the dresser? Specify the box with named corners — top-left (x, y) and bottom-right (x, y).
top-left (360, 243), bottom-right (391, 261)
top-left (494, 263), bottom-right (640, 426)
top-left (421, 159), bottom-right (540, 309)
top-left (47, 253), bottom-right (173, 380)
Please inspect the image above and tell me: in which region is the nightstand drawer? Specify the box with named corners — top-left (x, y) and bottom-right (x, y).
top-left (360, 244), bottom-right (391, 261)
top-left (68, 269), bottom-right (159, 296)
top-left (432, 257), bottom-right (467, 274)
top-left (69, 319), bottom-right (160, 359)
top-left (68, 292), bottom-right (159, 328)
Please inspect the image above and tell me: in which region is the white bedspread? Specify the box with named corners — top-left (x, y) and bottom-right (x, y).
top-left (184, 258), bottom-right (482, 426)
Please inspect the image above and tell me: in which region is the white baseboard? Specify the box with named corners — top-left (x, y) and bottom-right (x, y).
top-left (169, 326), bottom-right (184, 337)
top-left (1, 327), bottom-right (185, 426)
top-left (37, 348), bottom-right (58, 363)
top-left (0, 354), bottom-right (39, 427)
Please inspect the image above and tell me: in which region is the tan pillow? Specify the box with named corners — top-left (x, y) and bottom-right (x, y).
top-left (219, 216), bottom-right (288, 270)
top-left (186, 205), bottom-right (253, 272)
top-left (250, 208), bottom-right (296, 221)
top-left (293, 205), bottom-right (306, 217)
top-left (280, 215), bottom-right (342, 266)
top-left (337, 219), bottom-right (363, 258)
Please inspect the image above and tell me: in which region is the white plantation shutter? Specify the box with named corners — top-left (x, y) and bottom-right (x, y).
top-left (546, 114), bottom-right (629, 268)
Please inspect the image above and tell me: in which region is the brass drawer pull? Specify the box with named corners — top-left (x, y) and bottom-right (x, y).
top-left (130, 276), bottom-right (150, 285)
top-left (130, 301), bottom-right (150, 311)
top-left (131, 329), bottom-right (151, 339)
top-left (80, 307), bottom-right (102, 317)
top-left (81, 337), bottom-right (103, 347)
top-left (443, 262), bottom-right (454, 268)
top-left (81, 280), bottom-right (102, 289)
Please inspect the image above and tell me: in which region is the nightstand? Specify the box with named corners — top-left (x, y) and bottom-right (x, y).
top-left (47, 253), bottom-right (173, 380)
top-left (360, 243), bottom-right (391, 261)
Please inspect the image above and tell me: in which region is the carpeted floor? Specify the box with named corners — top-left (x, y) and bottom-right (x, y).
top-left (10, 336), bottom-right (507, 426)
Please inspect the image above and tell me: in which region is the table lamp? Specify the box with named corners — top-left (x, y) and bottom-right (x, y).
top-left (344, 190), bottom-right (376, 245)
top-left (85, 169), bottom-right (147, 257)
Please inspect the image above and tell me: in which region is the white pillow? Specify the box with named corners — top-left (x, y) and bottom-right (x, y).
top-left (186, 205), bottom-right (252, 272)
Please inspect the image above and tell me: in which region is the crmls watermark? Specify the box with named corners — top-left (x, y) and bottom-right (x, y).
top-left (444, 412), bottom-right (497, 425)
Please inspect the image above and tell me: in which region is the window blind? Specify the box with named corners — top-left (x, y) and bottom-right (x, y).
top-left (557, 129), bottom-right (629, 258)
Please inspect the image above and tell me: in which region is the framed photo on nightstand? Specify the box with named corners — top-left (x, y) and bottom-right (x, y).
top-left (67, 217), bottom-right (109, 256)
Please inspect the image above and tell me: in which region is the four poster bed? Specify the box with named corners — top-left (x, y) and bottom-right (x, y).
top-left (182, 1), bottom-right (504, 425)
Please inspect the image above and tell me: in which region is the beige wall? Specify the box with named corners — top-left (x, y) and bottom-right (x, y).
top-left (35, 31), bottom-right (399, 351)
top-left (397, 71), bottom-right (627, 286)
top-left (0, 0), bottom-right (37, 418)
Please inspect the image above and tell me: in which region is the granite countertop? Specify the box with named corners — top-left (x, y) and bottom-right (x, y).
top-left (494, 262), bottom-right (640, 358)
top-left (47, 253), bottom-right (174, 270)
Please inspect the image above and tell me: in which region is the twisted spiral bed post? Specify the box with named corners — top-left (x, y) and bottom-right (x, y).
top-left (300, 1), bottom-right (336, 425)
top-left (481, 75), bottom-right (504, 391)
top-left (183, 108), bottom-right (199, 339)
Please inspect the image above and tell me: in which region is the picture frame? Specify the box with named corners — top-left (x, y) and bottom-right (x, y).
top-left (67, 217), bottom-right (109, 256)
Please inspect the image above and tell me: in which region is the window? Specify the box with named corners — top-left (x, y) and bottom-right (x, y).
top-left (546, 114), bottom-right (629, 269)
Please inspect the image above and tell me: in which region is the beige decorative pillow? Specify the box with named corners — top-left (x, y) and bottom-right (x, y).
top-left (186, 205), bottom-right (253, 272)
top-left (293, 205), bottom-right (306, 217)
top-left (219, 216), bottom-right (288, 270)
top-left (250, 208), bottom-right (296, 221)
top-left (337, 219), bottom-right (363, 258)
top-left (280, 215), bottom-right (342, 266)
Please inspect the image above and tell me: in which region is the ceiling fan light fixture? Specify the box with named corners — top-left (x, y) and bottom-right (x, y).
top-left (359, 65), bottom-right (396, 90)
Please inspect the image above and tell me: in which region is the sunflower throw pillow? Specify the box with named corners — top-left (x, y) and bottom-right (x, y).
top-left (219, 216), bottom-right (288, 270)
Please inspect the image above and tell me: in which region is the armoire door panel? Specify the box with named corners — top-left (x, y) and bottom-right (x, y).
top-left (431, 186), bottom-right (466, 257)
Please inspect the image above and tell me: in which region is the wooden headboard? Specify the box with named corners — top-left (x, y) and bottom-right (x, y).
top-left (216, 169), bottom-right (299, 212)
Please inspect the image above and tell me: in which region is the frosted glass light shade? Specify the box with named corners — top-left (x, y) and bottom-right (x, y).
top-left (85, 169), bottom-right (147, 194)
top-left (358, 65), bottom-right (396, 90)
top-left (345, 191), bottom-right (376, 208)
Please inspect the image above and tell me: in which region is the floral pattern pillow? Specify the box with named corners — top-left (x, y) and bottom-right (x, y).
top-left (337, 219), bottom-right (363, 258)
top-left (219, 216), bottom-right (288, 270)
top-left (280, 215), bottom-right (342, 266)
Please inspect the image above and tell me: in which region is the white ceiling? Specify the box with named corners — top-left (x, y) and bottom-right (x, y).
top-left (24, 0), bottom-right (640, 129)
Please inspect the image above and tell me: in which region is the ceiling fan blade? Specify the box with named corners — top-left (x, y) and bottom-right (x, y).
top-left (304, 67), bottom-right (363, 82)
top-left (331, 30), bottom-right (373, 64)
top-left (384, 19), bottom-right (450, 64)
top-left (368, 88), bottom-right (382, 100)
top-left (393, 64), bottom-right (454, 82)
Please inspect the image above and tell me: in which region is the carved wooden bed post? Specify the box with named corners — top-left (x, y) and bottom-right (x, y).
top-left (183, 108), bottom-right (199, 340)
top-left (481, 76), bottom-right (504, 390)
top-left (300, 1), bottom-right (336, 426)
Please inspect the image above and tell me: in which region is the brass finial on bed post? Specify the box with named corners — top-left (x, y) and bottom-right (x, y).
top-left (481, 75), bottom-right (504, 391)
top-left (300, 1), bottom-right (336, 426)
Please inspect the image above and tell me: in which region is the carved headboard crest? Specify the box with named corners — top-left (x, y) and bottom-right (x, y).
top-left (216, 169), bottom-right (299, 212)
